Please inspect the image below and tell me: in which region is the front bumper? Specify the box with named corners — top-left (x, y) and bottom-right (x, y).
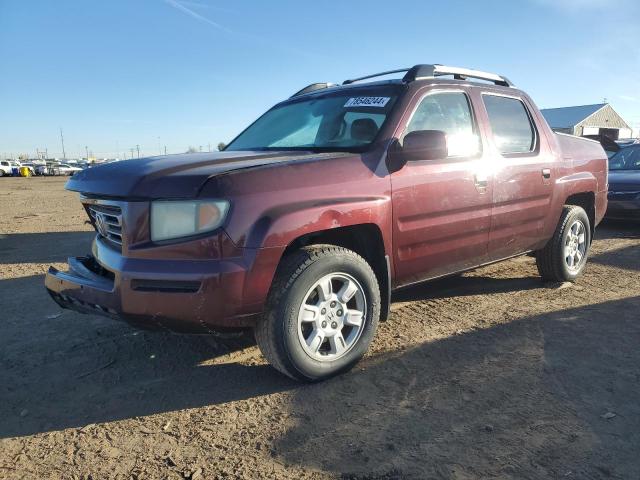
top-left (45, 236), bottom-right (279, 332)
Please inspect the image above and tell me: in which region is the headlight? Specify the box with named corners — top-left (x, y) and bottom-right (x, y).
top-left (150, 200), bottom-right (230, 242)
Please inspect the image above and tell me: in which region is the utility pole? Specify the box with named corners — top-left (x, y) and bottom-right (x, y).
top-left (60, 128), bottom-right (66, 160)
top-left (164, 145), bottom-right (167, 155)
top-left (136, 145), bottom-right (140, 158)
top-left (85, 146), bottom-right (89, 161)
top-left (130, 148), bottom-right (135, 159)
top-left (208, 143), bottom-right (211, 152)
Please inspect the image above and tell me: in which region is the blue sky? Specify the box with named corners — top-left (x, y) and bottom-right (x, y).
top-left (0, 0), bottom-right (638, 159)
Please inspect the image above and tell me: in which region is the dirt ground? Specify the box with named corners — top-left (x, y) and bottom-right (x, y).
top-left (1, 176), bottom-right (639, 479)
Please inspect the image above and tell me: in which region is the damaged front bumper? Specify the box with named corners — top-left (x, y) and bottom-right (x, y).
top-left (44, 236), bottom-right (268, 333)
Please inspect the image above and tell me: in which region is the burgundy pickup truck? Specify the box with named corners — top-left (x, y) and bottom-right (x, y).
top-left (46, 64), bottom-right (608, 381)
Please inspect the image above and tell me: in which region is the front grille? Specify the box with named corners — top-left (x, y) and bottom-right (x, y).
top-left (87, 204), bottom-right (124, 248)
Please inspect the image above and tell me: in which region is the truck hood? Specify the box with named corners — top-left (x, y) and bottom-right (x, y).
top-left (608, 170), bottom-right (640, 192)
top-left (65, 151), bottom-right (341, 199)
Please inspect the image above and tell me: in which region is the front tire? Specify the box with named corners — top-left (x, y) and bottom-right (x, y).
top-left (255, 245), bottom-right (380, 382)
top-left (535, 205), bottom-right (591, 282)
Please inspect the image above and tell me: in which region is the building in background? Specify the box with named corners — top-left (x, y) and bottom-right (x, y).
top-left (541, 103), bottom-right (633, 140)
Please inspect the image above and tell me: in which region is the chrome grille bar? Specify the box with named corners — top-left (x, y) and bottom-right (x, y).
top-left (88, 204), bottom-right (123, 247)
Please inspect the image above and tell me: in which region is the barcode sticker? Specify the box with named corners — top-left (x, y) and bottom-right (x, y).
top-left (344, 97), bottom-right (390, 108)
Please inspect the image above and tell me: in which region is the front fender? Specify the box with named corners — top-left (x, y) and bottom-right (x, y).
top-left (236, 197), bottom-right (393, 317)
top-left (247, 196), bottom-right (391, 249)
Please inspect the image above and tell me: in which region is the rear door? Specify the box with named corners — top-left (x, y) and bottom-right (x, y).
top-left (390, 88), bottom-right (493, 287)
top-left (479, 93), bottom-right (555, 260)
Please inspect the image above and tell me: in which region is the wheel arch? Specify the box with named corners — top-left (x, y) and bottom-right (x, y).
top-left (564, 191), bottom-right (596, 242)
top-left (280, 224), bottom-right (391, 321)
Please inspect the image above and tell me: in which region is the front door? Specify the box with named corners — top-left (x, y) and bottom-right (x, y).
top-left (391, 89), bottom-right (493, 287)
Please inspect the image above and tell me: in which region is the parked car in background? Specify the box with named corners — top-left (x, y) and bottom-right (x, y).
top-left (0, 160), bottom-right (35, 176)
top-left (18, 161), bottom-right (36, 176)
top-left (607, 144), bottom-right (640, 220)
top-left (46, 64), bottom-right (608, 381)
top-left (57, 163), bottom-right (83, 176)
top-left (44, 162), bottom-right (62, 176)
top-left (584, 134), bottom-right (620, 158)
top-left (0, 160), bottom-right (12, 176)
top-left (616, 138), bottom-right (640, 147)
top-left (21, 162), bottom-right (45, 176)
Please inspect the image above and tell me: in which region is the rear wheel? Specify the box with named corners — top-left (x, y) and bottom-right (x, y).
top-left (536, 205), bottom-right (591, 282)
top-left (255, 245), bottom-right (380, 382)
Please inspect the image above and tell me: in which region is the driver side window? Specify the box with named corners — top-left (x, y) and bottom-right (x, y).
top-left (406, 92), bottom-right (480, 157)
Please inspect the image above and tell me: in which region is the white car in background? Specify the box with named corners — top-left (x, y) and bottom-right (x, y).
top-left (57, 163), bottom-right (83, 176)
top-left (0, 160), bottom-right (12, 176)
top-left (0, 160), bottom-right (36, 176)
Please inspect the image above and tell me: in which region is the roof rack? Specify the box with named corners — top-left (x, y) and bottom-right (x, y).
top-left (342, 64), bottom-right (513, 87)
top-left (290, 82), bottom-right (336, 98)
top-left (342, 68), bottom-right (412, 85)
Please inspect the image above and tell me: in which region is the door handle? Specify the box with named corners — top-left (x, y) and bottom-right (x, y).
top-left (542, 168), bottom-right (551, 179)
top-left (474, 174), bottom-right (488, 188)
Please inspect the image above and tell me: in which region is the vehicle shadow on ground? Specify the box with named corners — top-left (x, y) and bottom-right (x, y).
top-left (0, 273), bottom-right (296, 439)
top-left (0, 231), bottom-right (94, 264)
top-left (591, 244), bottom-right (640, 271)
top-left (595, 220), bottom-right (640, 240)
top-left (392, 270), bottom-right (541, 303)
top-left (275, 296), bottom-right (640, 479)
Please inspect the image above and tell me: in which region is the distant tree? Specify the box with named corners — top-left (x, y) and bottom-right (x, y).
top-left (217, 142), bottom-right (226, 151)
top-left (186, 146), bottom-right (198, 153)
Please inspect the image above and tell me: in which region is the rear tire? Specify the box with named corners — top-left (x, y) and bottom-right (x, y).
top-left (535, 205), bottom-right (591, 282)
top-left (255, 245), bottom-right (380, 382)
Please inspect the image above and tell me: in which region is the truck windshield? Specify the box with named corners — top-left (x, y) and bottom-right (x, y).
top-left (225, 87), bottom-right (400, 152)
top-left (609, 145), bottom-right (640, 170)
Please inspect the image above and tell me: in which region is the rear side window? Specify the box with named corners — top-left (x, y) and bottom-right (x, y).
top-left (483, 95), bottom-right (536, 154)
top-left (406, 92), bottom-right (480, 157)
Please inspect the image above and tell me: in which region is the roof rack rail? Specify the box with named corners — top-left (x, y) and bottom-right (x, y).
top-left (342, 64), bottom-right (513, 87)
top-left (342, 68), bottom-right (412, 85)
top-left (290, 82), bottom-right (336, 98)
top-left (404, 64), bottom-right (513, 86)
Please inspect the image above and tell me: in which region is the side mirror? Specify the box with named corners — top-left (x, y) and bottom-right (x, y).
top-left (391, 130), bottom-right (448, 162)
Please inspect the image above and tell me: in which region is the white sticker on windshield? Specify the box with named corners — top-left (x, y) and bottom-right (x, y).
top-left (344, 97), bottom-right (390, 108)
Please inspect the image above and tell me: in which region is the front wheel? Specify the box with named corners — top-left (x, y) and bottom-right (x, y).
top-left (535, 205), bottom-right (591, 282)
top-left (255, 245), bottom-right (380, 382)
